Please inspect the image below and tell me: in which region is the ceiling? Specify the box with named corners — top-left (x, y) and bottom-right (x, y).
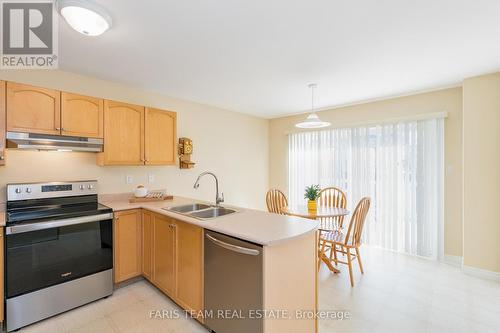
top-left (59, 0), bottom-right (500, 118)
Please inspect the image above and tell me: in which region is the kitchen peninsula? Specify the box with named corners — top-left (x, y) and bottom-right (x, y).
top-left (100, 194), bottom-right (319, 333)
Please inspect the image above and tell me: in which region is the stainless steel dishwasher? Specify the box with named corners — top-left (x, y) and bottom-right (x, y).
top-left (204, 230), bottom-right (263, 333)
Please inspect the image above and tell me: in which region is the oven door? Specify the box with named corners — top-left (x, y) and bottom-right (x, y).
top-left (5, 213), bottom-right (113, 299)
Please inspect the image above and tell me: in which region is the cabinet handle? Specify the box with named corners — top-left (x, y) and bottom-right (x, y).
top-left (55, 127), bottom-right (61, 131)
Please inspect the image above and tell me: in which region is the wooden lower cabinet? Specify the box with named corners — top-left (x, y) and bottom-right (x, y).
top-left (114, 210), bottom-right (143, 283)
top-left (152, 214), bottom-right (176, 296)
top-left (175, 220), bottom-right (203, 313)
top-left (140, 210), bottom-right (203, 313)
top-left (142, 210), bottom-right (154, 281)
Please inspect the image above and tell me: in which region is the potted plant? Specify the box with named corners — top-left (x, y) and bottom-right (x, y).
top-left (304, 184), bottom-right (320, 211)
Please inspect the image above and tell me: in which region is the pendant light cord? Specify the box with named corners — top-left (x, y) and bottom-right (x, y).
top-left (311, 84), bottom-right (315, 112)
top-left (309, 83), bottom-right (317, 113)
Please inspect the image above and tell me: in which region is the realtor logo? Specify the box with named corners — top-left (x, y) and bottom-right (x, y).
top-left (1, 0), bottom-right (58, 69)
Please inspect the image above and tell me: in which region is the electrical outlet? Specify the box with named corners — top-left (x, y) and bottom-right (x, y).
top-left (148, 174), bottom-right (155, 183)
top-left (126, 175), bottom-right (133, 184)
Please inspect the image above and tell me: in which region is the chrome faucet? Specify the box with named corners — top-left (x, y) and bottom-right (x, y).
top-left (193, 172), bottom-right (224, 206)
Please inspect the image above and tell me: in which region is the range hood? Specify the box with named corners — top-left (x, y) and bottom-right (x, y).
top-left (6, 132), bottom-right (103, 152)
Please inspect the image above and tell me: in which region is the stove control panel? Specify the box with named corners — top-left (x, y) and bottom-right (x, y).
top-left (7, 181), bottom-right (98, 201)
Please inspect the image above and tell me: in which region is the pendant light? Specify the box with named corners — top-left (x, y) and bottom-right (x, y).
top-left (295, 83), bottom-right (331, 129)
top-left (58, 0), bottom-right (112, 36)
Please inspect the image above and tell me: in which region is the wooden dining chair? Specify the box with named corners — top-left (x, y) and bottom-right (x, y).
top-left (266, 189), bottom-right (288, 215)
top-left (319, 197), bottom-right (371, 287)
top-left (317, 187), bottom-right (347, 230)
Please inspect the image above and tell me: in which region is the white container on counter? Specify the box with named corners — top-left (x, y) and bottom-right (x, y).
top-left (133, 186), bottom-right (148, 198)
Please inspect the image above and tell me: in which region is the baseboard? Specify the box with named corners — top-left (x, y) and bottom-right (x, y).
top-left (443, 255), bottom-right (463, 267)
top-left (462, 265), bottom-right (500, 282)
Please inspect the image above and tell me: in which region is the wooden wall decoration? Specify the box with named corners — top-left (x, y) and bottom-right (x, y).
top-left (178, 137), bottom-right (195, 169)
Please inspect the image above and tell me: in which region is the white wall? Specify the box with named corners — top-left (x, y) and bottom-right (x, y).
top-left (463, 72), bottom-right (500, 273)
top-left (0, 70), bottom-right (269, 209)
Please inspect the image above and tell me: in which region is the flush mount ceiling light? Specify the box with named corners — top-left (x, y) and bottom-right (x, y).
top-left (58, 0), bottom-right (112, 36)
top-left (295, 83), bottom-right (331, 129)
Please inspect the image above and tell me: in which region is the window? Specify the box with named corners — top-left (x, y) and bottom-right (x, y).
top-left (288, 118), bottom-right (444, 259)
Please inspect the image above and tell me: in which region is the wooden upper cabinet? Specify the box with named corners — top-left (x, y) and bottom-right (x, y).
top-left (61, 92), bottom-right (103, 138)
top-left (175, 220), bottom-right (203, 313)
top-left (153, 214), bottom-right (176, 297)
top-left (6, 82), bottom-right (60, 135)
top-left (98, 100), bottom-right (145, 165)
top-left (114, 210), bottom-right (142, 283)
top-left (145, 108), bottom-right (176, 165)
top-left (3, 81), bottom-right (177, 167)
top-left (0, 81), bottom-right (6, 166)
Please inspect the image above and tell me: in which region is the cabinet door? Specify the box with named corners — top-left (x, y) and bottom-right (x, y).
top-left (99, 100), bottom-right (144, 165)
top-left (114, 210), bottom-right (142, 283)
top-left (145, 108), bottom-right (176, 165)
top-left (153, 214), bottom-right (176, 296)
top-left (6, 82), bottom-right (61, 135)
top-left (61, 92), bottom-right (103, 138)
top-left (142, 210), bottom-right (154, 281)
top-left (175, 220), bottom-right (203, 313)
top-left (0, 81), bottom-right (5, 165)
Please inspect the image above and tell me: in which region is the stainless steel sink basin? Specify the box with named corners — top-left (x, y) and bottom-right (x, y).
top-left (168, 203), bottom-right (211, 213)
top-left (165, 203), bottom-right (237, 220)
top-left (189, 207), bottom-right (237, 219)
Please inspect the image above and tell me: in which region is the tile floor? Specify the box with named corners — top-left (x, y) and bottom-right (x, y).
top-left (18, 280), bottom-right (208, 333)
top-left (18, 246), bottom-right (500, 333)
top-left (319, 246), bottom-right (500, 333)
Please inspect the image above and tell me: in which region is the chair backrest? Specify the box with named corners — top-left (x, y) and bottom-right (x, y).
top-left (266, 189), bottom-right (288, 214)
top-left (317, 187), bottom-right (347, 230)
top-left (344, 197), bottom-right (371, 247)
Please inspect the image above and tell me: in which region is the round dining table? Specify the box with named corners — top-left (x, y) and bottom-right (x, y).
top-left (280, 205), bottom-right (349, 222)
top-left (281, 205), bottom-right (350, 273)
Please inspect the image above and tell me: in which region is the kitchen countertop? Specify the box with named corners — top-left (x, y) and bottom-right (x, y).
top-left (99, 194), bottom-right (319, 246)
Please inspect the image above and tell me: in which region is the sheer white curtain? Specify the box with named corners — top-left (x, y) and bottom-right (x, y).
top-left (288, 118), bottom-right (444, 259)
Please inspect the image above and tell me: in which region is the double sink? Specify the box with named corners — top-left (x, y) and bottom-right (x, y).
top-left (165, 203), bottom-right (237, 220)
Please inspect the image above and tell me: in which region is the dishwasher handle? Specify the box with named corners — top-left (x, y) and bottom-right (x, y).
top-left (206, 234), bottom-right (260, 256)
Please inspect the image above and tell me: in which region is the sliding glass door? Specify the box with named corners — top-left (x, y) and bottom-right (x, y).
top-left (288, 118), bottom-right (444, 259)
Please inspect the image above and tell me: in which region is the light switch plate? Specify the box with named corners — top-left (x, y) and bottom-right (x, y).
top-left (126, 175), bottom-right (133, 184)
top-left (148, 174), bottom-right (155, 183)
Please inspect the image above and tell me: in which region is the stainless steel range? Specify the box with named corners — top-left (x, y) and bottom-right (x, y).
top-left (4, 181), bottom-right (114, 332)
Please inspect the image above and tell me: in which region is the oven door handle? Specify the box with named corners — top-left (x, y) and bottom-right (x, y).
top-left (5, 213), bottom-right (114, 235)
